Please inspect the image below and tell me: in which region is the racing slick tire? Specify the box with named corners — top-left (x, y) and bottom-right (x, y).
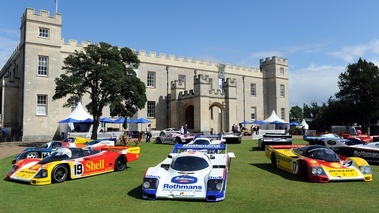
top-left (155, 137), bottom-right (162, 144)
top-left (175, 137), bottom-right (183, 144)
top-left (300, 162), bottom-right (309, 180)
top-left (25, 151), bottom-right (40, 159)
top-left (52, 165), bottom-right (69, 183)
top-left (271, 153), bottom-right (277, 168)
top-left (114, 155), bottom-right (127, 171)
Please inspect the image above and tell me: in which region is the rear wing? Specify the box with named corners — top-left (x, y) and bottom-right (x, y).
top-left (172, 144), bottom-right (226, 153)
top-left (265, 144), bottom-right (306, 160)
top-left (97, 146), bottom-right (141, 163)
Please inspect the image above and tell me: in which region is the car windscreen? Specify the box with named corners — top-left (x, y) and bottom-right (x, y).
top-left (171, 156), bottom-right (209, 171)
top-left (307, 148), bottom-right (340, 162)
top-left (193, 139), bottom-right (210, 145)
top-left (39, 151), bottom-right (71, 164)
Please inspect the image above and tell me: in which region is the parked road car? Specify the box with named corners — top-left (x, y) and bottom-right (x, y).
top-left (265, 145), bottom-right (372, 182)
top-left (7, 146), bottom-right (140, 185)
top-left (155, 133), bottom-right (195, 144)
top-left (142, 144), bottom-right (235, 201)
top-left (12, 141), bottom-right (73, 164)
top-left (160, 128), bottom-right (181, 136)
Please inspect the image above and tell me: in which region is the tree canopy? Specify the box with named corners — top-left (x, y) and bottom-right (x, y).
top-left (53, 42), bottom-right (147, 139)
top-left (335, 58), bottom-right (379, 131)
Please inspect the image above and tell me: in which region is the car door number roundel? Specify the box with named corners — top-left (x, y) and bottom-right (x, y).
top-left (292, 161), bottom-right (299, 173)
top-left (72, 163), bottom-right (84, 177)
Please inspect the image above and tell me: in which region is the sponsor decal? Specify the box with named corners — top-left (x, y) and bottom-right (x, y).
top-left (277, 155), bottom-right (291, 163)
top-left (85, 159), bottom-right (104, 171)
top-left (171, 175), bottom-right (197, 184)
top-left (163, 184), bottom-right (202, 192)
top-left (209, 176), bottom-right (223, 179)
top-left (354, 150), bottom-right (379, 159)
top-left (328, 169), bottom-right (355, 173)
top-left (145, 175), bottom-right (160, 179)
top-left (331, 163), bottom-right (341, 168)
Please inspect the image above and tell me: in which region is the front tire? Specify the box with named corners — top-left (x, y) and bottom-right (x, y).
top-left (300, 162), bottom-right (309, 180)
top-left (176, 137), bottom-right (183, 144)
top-left (52, 165), bottom-right (68, 183)
top-left (155, 137), bottom-right (162, 144)
top-left (114, 155), bottom-right (127, 171)
top-left (25, 151), bottom-right (40, 159)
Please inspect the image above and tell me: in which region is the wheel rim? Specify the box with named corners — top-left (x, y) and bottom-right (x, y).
top-left (54, 166), bottom-right (68, 182)
top-left (115, 156), bottom-right (126, 171)
top-left (26, 152), bottom-right (38, 159)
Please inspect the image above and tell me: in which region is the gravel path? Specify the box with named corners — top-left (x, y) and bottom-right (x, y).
top-left (0, 141), bottom-right (45, 160)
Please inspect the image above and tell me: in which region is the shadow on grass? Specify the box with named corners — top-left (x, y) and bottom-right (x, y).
top-left (128, 184), bottom-right (144, 199)
top-left (250, 163), bottom-right (304, 182)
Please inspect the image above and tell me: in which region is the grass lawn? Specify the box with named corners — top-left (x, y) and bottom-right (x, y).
top-left (0, 138), bottom-right (379, 213)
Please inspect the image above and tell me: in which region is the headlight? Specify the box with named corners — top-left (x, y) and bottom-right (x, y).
top-left (359, 166), bottom-right (372, 174)
top-left (143, 181), bottom-right (150, 189)
top-left (34, 169), bottom-right (48, 178)
top-left (311, 166), bottom-right (325, 175)
top-left (216, 183), bottom-right (223, 191)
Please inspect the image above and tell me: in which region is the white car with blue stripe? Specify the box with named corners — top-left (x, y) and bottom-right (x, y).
top-left (142, 144), bottom-right (235, 202)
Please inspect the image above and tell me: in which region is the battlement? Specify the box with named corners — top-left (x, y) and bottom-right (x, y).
top-left (179, 90), bottom-right (195, 99)
top-left (259, 56), bottom-right (288, 66)
top-left (194, 74), bottom-right (211, 84)
top-left (138, 50), bottom-right (260, 73)
top-left (222, 78), bottom-right (237, 87)
top-left (61, 39), bottom-right (91, 48)
top-left (23, 8), bottom-right (62, 25)
top-left (171, 80), bottom-right (185, 89)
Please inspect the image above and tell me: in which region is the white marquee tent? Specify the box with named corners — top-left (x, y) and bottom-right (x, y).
top-left (264, 110), bottom-right (287, 123)
top-left (58, 102), bottom-right (93, 139)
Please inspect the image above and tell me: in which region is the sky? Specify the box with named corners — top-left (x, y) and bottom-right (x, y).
top-left (1, 0), bottom-right (379, 108)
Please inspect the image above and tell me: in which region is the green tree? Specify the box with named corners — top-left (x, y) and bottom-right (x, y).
top-left (335, 58), bottom-right (379, 132)
top-left (289, 105), bottom-right (303, 122)
top-left (53, 42), bottom-right (147, 139)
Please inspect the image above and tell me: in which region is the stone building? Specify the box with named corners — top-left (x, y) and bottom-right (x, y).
top-left (0, 8), bottom-right (289, 141)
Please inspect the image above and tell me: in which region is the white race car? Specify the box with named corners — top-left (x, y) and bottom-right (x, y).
top-left (142, 144), bottom-right (235, 202)
top-left (187, 137), bottom-right (224, 145)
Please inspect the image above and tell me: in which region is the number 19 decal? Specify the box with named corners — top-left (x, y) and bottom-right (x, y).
top-left (73, 163), bottom-right (84, 177)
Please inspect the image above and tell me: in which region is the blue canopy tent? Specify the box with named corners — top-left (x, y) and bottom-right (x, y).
top-left (240, 120), bottom-right (253, 125)
top-left (251, 120), bottom-right (267, 124)
top-left (289, 121), bottom-right (300, 126)
top-left (100, 117), bottom-right (114, 123)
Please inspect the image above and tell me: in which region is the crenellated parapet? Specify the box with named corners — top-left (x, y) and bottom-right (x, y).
top-left (194, 74), bottom-right (211, 84)
top-left (222, 77), bottom-right (237, 88)
top-left (178, 90), bottom-right (195, 99)
top-left (171, 80), bottom-right (185, 89)
top-left (138, 50), bottom-right (260, 74)
top-left (61, 39), bottom-right (91, 48)
top-left (23, 8), bottom-right (62, 25)
top-left (260, 56), bottom-right (288, 66)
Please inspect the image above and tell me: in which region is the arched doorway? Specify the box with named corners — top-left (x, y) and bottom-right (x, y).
top-left (209, 102), bottom-right (224, 134)
top-left (184, 105), bottom-right (194, 129)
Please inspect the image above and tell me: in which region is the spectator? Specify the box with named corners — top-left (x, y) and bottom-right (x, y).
top-left (146, 124), bottom-right (152, 142)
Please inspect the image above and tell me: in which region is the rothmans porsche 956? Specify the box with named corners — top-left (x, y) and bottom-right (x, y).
top-left (265, 145), bottom-right (372, 182)
top-left (142, 144), bottom-right (235, 202)
top-left (7, 146), bottom-right (140, 185)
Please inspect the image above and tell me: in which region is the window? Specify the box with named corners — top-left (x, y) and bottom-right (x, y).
top-left (147, 101), bottom-right (155, 118)
top-left (280, 67), bottom-right (284, 75)
top-left (280, 84), bottom-right (285, 97)
top-left (38, 56), bottom-right (48, 76)
top-left (178, 74), bottom-right (186, 83)
top-left (147, 71), bottom-right (155, 87)
top-left (251, 107), bottom-right (256, 120)
top-left (281, 108), bottom-right (285, 120)
top-left (39, 28), bottom-right (49, 38)
top-left (37, 95), bottom-right (47, 115)
top-left (250, 83), bottom-right (256, 96)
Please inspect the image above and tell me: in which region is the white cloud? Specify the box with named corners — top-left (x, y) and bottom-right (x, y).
top-left (289, 63), bottom-right (345, 107)
top-left (328, 39), bottom-right (379, 63)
